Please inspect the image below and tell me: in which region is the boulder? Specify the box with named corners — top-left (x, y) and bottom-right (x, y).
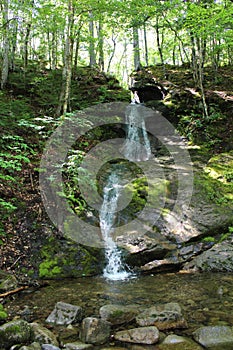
top-left (136, 303), bottom-right (188, 330)
top-left (46, 302), bottom-right (83, 325)
top-left (19, 342), bottom-right (42, 350)
top-left (114, 326), bottom-right (159, 344)
top-left (184, 240), bottom-right (233, 272)
top-left (64, 341), bottom-right (94, 349)
top-left (193, 325), bottom-right (233, 349)
top-left (41, 345), bottom-right (61, 350)
top-left (99, 304), bottom-right (138, 325)
top-left (0, 319), bottom-right (34, 349)
top-left (31, 323), bottom-right (59, 346)
top-left (80, 317), bottom-right (111, 345)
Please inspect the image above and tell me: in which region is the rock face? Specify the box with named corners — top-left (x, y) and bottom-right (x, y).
top-left (0, 319), bottom-right (34, 349)
top-left (80, 317), bottom-right (111, 345)
top-left (114, 326), bottom-right (159, 344)
top-left (136, 303), bottom-right (188, 331)
top-left (193, 325), bottom-right (233, 349)
top-left (46, 302), bottom-right (83, 325)
top-left (99, 304), bottom-right (138, 325)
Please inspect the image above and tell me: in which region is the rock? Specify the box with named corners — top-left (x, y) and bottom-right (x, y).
top-left (184, 240), bottom-right (233, 272)
top-left (157, 334), bottom-right (204, 349)
top-left (140, 256), bottom-right (182, 273)
top-left (114, 326), bottom-right (159, 344)
top-left (80, 317), bottom-right (111, 345)
top-left (0, 270), bottom-right (18, 291)
top-left (99, 304), bottom-right (138, 325)
top-left (193, 325), bottom-right (233, 349)
top-left (31, 323), bottom-right (59, 347)
top-left (46, 302), bottom-right (83, 325)
top-left (19, 342), bottom-right (41, 350)
top-left (64, 341), bottom-right (94, 349)
top-left (41, 345), bottom-right (61, 350)
top-left (162, 334), bottom-right (189, 344)
top-left (136, 303), bottom-right (188, 330)
top-left (0, 319), bottom-right (34, 349)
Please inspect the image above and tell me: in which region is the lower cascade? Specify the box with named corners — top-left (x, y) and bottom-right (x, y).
top-left (100, 170), bottom-right (131, 281)
top-left (99, 103), bottom-right (152, 280)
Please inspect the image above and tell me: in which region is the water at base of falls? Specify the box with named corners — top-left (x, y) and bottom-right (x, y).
top-left (100, 171), bottom-right (131, 281)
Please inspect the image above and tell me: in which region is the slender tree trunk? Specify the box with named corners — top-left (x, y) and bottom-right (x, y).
top-left (97, 20), bottom-right (104, 71)
top-left (56, 0), bottom-right (74, 116)
top-left (51, 31), bottom-right (57, 70)
top-left (143, 22), bottom-right (149, 66)
top-left (107, 32), bottom-right (117, 73)
top-left (155, 16), bottom-right (165, 77)
top-left (133, 25), bottom-right (141, 70)
top-left (89, 11), bottom-right (96, 66)
top-left (24, 23), bottom-right (31, 68)
top-left (1, 0), bottom-right (9, 89)
top-left (10, 20), bottom-right (18, 71)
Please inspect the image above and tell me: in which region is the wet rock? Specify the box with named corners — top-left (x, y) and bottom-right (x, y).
top-left (0, 270), bottom-right (18, 291)
top-left (114, 326), bottom-right (159, 344)
top-left (99, 304), bottom-right (138, 325)
top-left (141, 256), bottom-right (182, 273)
top-left (46, 302), bottom-right (83, 325)
top-left (161, 334), bottom-right (203, 349)
top-left (184, 240), bottom-right (233, 272)
top-left (193, 325), bottom-right (233, 349)
top-left (0, 319), bottom-right (34, 349)
top-left (19, 342), bottom-right (41, 350)
top-left (136, 303), bottom-right (188, 330)
top-left (80, 317), bottom-right (111, 345)
top-left (41, 345), bottom-right (61, 350)
top-left (64, 341), bottom-right (94, 349)
top-left (31, 323), bottom-right (59, 347)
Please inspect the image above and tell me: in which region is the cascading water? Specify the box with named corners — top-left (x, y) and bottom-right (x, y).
top-left (100, 170), bottom-right (130, 281)
top-left (123, 103), bottom-right (152, 162)
top-left (100, 102), bottom-right (152, 280)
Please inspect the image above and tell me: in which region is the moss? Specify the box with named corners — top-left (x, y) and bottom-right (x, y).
top-left (0, 304), bottom-right (7, 322)
top-left (38, 236), bottom-right (104, 279)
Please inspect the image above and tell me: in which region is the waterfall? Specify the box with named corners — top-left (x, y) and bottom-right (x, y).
top-left (100, 103), bottom-right (151, 280)
top-left (100, 171), bottom-right (130, 281)
top-left (123, 103), bottom-right (152, 162)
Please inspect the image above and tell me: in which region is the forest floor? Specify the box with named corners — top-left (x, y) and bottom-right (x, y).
top-left (0, 63), bottom-right (232, 279)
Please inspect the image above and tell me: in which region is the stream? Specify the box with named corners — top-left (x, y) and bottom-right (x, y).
top-left (5, 272), bottom-right (233, 347)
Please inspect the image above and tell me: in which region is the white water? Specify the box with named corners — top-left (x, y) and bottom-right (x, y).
top-left (100, 171), bottom-right (131, 281)
top-left (123, 103), bottom-right (152, 161)
top-left (100, 103), bottom-right (152, 280)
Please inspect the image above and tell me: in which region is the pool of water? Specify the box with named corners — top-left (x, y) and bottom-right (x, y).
top-left (5, 272), bottom-right (233, 347)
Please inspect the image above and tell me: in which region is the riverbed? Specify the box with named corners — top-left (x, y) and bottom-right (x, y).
top-left (5, 272), bottom-right (233, 339)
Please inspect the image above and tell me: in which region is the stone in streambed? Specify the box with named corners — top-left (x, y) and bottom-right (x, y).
top-left (46, 302), bottom-right (83, 325)
top-left (136, 302), bottom-right (187, 330)
top-left (80, 317), bottom-right (111, 345)
top-left (193, 325), bottom-right (233, 349)
top-left (64, 341), bottom-right (94, 349)
top-left (31, 322), bottom-right (59, 346)
top-left (0, 319), bottom-right (34, 349)
top-left (99, 304), bottom-right (138, 325)
top-left (156, 334), bottom-right (203, 349)
top-left (114, 326), bottom-right (159, 344)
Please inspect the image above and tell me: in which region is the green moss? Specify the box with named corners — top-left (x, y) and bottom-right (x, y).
top-left (0, 304), bottom-right (7, 321)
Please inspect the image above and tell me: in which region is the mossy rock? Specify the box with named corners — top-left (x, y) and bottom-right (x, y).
top-left (38, 237), bottom-right (105, 279)
top-left (0, 304), bottom-right (7, 323)
top-left (0, 319), bottom-right (34, 349)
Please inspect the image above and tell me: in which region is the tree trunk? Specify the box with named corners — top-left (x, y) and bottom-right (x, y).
top-left (133, 25), bottom-right (141, 70)
top-left (24, 23), bottom-right (31, 68)
top-left (143, 22), bottom-right (149, 66)
top-left (1, 0), bottom-right (9, 89)
top-left (155, 16), bottom-right (165, 77)
top-left (89, 11), bottom-right (96, 66)
top-left (97, 20), bottom-right (104, 71)
top-left (107, 32), bottom-right (117, 73)
top-left (56, 0), bottom-right (74, 116)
